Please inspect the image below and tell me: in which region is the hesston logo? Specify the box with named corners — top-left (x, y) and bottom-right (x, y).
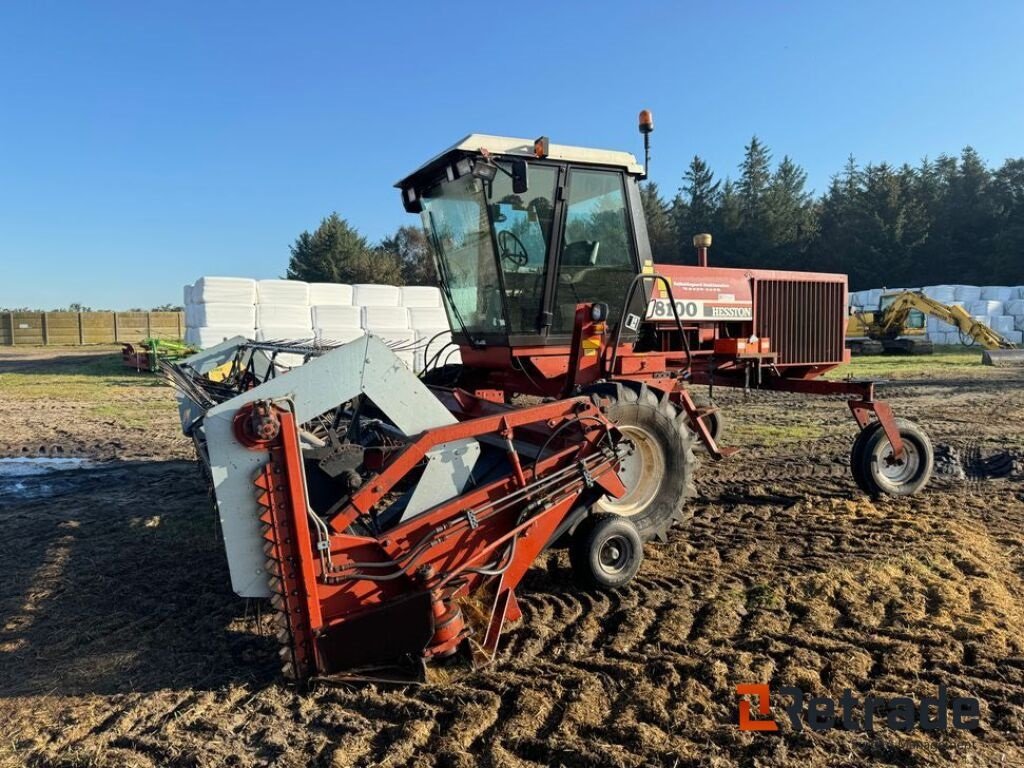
top-left (737, 684), bottom-right (981, 732)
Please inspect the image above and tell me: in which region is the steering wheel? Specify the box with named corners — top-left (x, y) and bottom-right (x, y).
top-left (497, 230), bottom-right (529, 268)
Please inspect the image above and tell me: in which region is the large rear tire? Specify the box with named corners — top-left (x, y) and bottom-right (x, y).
top-left (582, 383), bottom-right (697, 542)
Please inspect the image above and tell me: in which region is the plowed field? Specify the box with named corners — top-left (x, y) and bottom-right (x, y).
top-left (1, 347), bottom-right (1022, 767)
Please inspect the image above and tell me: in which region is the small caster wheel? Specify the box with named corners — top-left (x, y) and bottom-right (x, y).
top-left (692, 399), bottom-right (724, 449)
top-left (851, 418), bottom-right (934, 497)
top-left (569, 514), bottom-right (644, 590)
top-left (704, 408), bottom-right (724, 445)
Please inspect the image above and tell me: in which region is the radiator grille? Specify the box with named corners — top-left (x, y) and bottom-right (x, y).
top-left (754, 279), bottom-right (846, 366)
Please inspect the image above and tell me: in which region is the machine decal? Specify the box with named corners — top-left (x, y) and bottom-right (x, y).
top-left (647, 298), bottom-right (753, 321)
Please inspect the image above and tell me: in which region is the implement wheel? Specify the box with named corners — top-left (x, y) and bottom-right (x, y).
top-left (569, 514), bottom-right (644, 590)
top-left (852, 418), bottom-right (934, 497)
top-left (583, 383), bottom-right (696, 542)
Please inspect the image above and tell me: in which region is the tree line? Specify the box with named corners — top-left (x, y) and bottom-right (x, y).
top-left (643, 138), bottom-right (1024, 289)
top-left (289, 140), bottom-right (1024, 291)
top-left (286, 213), bottom-right (435, 287)
top-left (0, 302), bottom-right (184, 312)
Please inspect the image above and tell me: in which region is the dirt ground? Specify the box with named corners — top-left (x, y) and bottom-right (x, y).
top-left (1, 346), bottom-right (1023, 767)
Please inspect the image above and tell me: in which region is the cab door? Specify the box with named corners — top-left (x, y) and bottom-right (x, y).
top-left (548, 167), bottom-right (641, 336)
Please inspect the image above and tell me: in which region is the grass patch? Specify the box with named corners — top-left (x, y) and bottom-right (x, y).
top-left (746, 583), bottom-right (785, 611)
top-left (0, 350), bottom-right (177, 429)
top-left (826, 345), bottom-right (990, 380)
top-left (728, 422), bottom-right (829, 447)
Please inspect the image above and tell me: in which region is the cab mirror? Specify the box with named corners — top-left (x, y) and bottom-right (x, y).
top-left (511, 160), bottom-right (529, 194)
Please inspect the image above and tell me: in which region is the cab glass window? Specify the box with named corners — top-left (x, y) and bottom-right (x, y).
top-left (553, 169), bottom-right (637, 333)
top-left (487, 164), bottom-right (559, 333)
top-left (420, 174), bottom-right (506, 337)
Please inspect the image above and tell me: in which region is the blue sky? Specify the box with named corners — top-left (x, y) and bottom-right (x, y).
top-left (2, 1), bottom-right (1022, 309)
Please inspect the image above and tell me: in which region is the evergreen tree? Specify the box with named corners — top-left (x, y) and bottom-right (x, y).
top-left (670, 156), bottom-right (720, 262)
top-left (988, 158), bottom-right (1024, 281)
top-left (378, 225), bottom-right (437, 285)
top-left (287, 213), bottom-right (403, 284)
top-left (738, 136), bottom-right (773, 220)
top-left (764, 155), bottom-right (814, 264)
top-left (639, 181), bottom-right (679, 263)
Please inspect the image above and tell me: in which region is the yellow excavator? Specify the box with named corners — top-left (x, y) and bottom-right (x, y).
top-left (846, 290), bottom-right (1024, 365)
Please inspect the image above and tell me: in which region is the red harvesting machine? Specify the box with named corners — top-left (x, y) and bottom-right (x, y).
top-left (166, 112), bottom-right (932, 681)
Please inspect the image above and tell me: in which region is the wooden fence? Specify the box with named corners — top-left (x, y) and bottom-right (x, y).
top-left (0, 311), bottom-right (185, 346)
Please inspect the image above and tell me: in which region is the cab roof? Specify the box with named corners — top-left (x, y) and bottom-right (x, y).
top-left (395, 133), bottom-right (644, 189)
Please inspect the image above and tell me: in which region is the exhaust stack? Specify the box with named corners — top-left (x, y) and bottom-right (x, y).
top-left (693, 233), bottom-right (712, 267)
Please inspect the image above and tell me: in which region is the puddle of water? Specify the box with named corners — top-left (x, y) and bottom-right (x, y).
top-left (0, 457), bottom-right (93, 477)
top-left (0, 457), bottom-right (97, 499)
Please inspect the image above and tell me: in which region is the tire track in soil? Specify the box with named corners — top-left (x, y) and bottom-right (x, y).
top-left (3, 359), bottom-right (1024, 766)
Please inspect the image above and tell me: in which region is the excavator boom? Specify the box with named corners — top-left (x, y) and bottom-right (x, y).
top-left (851, 290), bottom-right (1024, 365)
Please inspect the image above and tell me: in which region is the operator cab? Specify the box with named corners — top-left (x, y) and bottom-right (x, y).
top-left (396, 135), bottom-right (652, 347)
top-left (879, 291), bottom-right (926, 332)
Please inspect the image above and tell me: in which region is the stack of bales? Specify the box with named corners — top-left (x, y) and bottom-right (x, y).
top-left (183, 278), bottom-right (459, 372)
top-left (847, 284), bottom-right (1024, 345)
top-left (184, 277), bottom-right (258, 348)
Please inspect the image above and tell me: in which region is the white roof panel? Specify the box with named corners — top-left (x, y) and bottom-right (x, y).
top-left (396, 134), bottom-right (643, 187)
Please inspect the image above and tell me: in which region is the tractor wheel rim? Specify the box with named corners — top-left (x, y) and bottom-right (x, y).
top-left (597, 424), bottom-right (665, 517)
top-left (598, 534), bottom-right (631, 575)
top-left (877, 439), bottom-right (920, 484)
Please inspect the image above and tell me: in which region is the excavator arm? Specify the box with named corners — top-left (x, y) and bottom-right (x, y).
top-left (881, 292), bottom-right (1016, 350)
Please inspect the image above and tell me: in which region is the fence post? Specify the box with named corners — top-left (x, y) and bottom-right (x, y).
top-left (113, 312), bottom-right (120, 343)
top-left (176, 311), bottom-right (182, 339)
top-left (7, 312), bottom-right (14, 346)
top-left (42, 313), bottom-right (49, 345)
top-left (78, 312), bottom-right (84, 345)
top-left (146, 312), bottom-right (152, 339)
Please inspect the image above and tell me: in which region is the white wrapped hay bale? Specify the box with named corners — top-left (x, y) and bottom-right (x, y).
top-left (967, 300), bottom-right (1003, 317)
top-left (1016, 287), bottom-right (1024, 299)
top-left (862, 288), bottom-right (883, 308)
top-left (183, 283), bottom-right (195, 305)
top-left (980, 286), bottom-right (1014, 302)
top-left (191, 303), bottom-right (256, 328)
top-left (309, 283), bottom-right (352, 306)
top-left (408, 307), bottom-right (449, 331)
top-left (312, 305), bottom-right (361, 330)
top-left (923, 285), bottom-right (957, 303)
top-left (971, 315), bottom-right (992, 328)
top-left (256, 279), bottom-right (310, 305)
top-left (353, 284), bottom-right (401, 306)
top-left (257, 303), bottom-right (313, 328)
top-left (362, 306), bottom-right (411, 331)
top-left (1016, 315), bottom-right (1024, 332)
top-left (400, 286), bottom-right (442, 307)
top-left (1004, 330), bottom-right (1024, 344)
top-left (312, 304), bottom-right (364, 344)
top-left (991, 315), bottom-right (1016, 335)
top-left (314, 327), bottom-right (364, 344)
top-left (186, 327), bottom-right (253, 348)
top-left (1007, 299), bottom-right (1024, 316)
top-left (926, 317), bottom-right (948, 332)
top-left (193, 277), bottom-right (257, 304)
top-left (954, 285), bottom-right (982, 302)
top-left (256, 326), bottom-right (314, 339)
